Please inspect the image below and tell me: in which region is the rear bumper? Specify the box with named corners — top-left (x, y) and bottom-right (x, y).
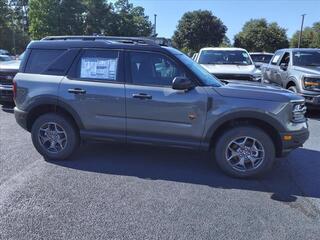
top-left (14, 107), bottom-right (28, 131)
top-left (0, 84), bottom-right (13, 102)
top-left (280, 129), bottom-right (309, 156)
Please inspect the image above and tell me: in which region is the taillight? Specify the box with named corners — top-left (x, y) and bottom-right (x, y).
top-left (13, 80), bottom-right (17, 99)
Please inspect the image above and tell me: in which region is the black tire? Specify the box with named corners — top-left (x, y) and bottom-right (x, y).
top-left (31, 113), bottom-right (79, 160)
top-left (213, 126), bottom-right (275, 178)
top-left (288, 85), bottom-right (298, 93)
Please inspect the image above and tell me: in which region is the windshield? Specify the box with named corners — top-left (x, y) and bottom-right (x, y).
top-left (173, 51), bottom-right (222, 87)
top-left (293, 50), bottom-right (320, 66)
top-left (250, 54), bottom-right (273, 63)
top-left (198, 50), bottom-right (252, 65)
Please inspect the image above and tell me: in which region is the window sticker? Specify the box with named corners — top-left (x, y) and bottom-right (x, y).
top-left (80, 57), bottom-right (118, 80)
top-left (272, 55), bottom-right (280, 63)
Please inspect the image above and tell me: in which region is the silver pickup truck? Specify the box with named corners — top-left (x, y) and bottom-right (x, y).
top-left (261, 48), bottom-right (320, 107)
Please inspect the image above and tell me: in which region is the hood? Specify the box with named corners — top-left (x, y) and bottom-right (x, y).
top-left (201, 64), bottom-right (257, 75)
top-left (292, 66), bottom-right (320, 75)
top-left (215, 82), bottom-right (304, 102)
top-left (0, 60), bottom-right (20, 71)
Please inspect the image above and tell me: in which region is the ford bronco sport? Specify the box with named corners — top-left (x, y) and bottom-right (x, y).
top-left (14, 36), bottom-right (309, 178)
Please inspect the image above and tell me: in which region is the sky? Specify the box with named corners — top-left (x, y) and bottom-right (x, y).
top-left (130, 0), bottom-right (320, 42)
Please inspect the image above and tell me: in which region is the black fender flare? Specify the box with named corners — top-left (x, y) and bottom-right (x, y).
top-left (204, 110), bottom-right (285, 143)
top-left (26, 96), bottom-right (84, 129)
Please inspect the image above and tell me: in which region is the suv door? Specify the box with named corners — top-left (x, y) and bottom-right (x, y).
top-left (275, 51), bottom-right (290, 86)
top-left (125, 50), bottom-right (208, 148)
top-left (59, 49), bottom-right (126, 142)
top-left (264, 51), bottom-right (283, 84)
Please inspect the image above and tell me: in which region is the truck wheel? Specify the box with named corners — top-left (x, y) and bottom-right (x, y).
top-left (214, 126), bottom-right (275, 178)
top-left (31, 113), bottom-right (79, 160)
top-left (288, 86), bottom-right (298, 93)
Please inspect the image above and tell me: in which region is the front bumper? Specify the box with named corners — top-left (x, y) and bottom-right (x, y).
top-left (14, 107), bottom-right (28, 131)
top-left (0, 84), bottom-right (13, 102)
top-left (280, 129), bottom-right (309, 156)
top-left (301, 93), bottom-right (320, 106)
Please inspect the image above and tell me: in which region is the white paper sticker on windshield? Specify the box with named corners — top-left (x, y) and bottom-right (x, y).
top-left (81, 57), bottom-right (117, 80)
top-left (272, 55), bottom-right (280, 63)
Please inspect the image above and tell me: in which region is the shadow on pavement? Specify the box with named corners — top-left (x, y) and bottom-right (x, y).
top-left (49, 142), bottom-right (320, 202)
top-left (1, 103), bottom-right (14, 113)
top-left (307, 109), bottom-right (320, 120)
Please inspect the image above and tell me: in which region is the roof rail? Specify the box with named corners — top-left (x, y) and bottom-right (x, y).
top-left (41, 36), bottom-right (158, 46)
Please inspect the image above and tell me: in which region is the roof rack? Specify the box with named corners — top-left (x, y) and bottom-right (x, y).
top-left (41, 36), bottom-right (158, 46)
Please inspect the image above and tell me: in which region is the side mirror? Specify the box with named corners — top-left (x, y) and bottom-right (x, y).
top-left (280, 63), bottom-right (288, 71)
top-left (254, 62), bottom-right (262, 69)
top-left (172, 77), bottom-right (194, 91)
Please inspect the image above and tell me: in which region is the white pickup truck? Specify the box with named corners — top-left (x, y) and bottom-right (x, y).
top-left (194, 47), bottom-right (261, 82)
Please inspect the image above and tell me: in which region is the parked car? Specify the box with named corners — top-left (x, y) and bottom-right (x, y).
top-left (13, 36), bottom-right (308, 178)
top-left (0, 52), bottom-right (24, 103)
top-left (0, 49), bottom-right (10, 55)
top-left (250, 52), bottom-right (274, 69)
top-left (261, 48), bottom-right (320, 107)
top-left (0, 55), bottom-right (12, 62)
top-left (194, 47), bottom-right (262, 82)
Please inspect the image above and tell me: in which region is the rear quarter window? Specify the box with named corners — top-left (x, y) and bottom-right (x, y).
top-left (25, 49), bottom-right (65, 74)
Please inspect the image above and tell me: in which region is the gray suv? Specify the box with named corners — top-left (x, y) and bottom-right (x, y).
top-left (262, 48), bottom-right (320, 107)
top-left (13, 36), bottom-right (309, 178)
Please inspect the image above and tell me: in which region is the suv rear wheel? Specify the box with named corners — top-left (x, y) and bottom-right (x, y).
top-left (31, 113), bottom-right (79, 160)
top-left (214, 126), bottom-right (275, 178)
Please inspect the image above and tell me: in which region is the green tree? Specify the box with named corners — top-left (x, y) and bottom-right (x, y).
top-left (290, 22), bottom-right (320, 48)
top-left (219, 36), bottom-right (232, 47)
top-left (29, 0), bottom-right (85, 39)
top-left (83, 0), bottom-right (115, 35)
top-left (0, 0), bottom-right (29, 54)
top-left (113, 0), bottom-right (152, 36)
top-left (234, 19), bottom-right (289, 52)
top-left (172, 10), bottom-right (227, 53)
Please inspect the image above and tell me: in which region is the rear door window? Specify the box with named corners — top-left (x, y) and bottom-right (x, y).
top-left (25, 49), bottom-right (65, 74)
top-left (75, 50), bottom-right (119, 81)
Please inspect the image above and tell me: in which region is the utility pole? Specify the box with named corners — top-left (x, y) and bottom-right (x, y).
top-left (154, 14), bottom-right (157, 37)
top-left (298, 14), bottom-right (306, 48)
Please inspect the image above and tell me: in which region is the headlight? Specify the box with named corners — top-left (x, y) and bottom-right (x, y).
top-left (303, 77), bottom-right (320, 91)
top-left (291, 101), bottom-right (307, 123)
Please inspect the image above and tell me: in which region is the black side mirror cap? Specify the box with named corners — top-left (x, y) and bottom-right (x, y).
top-left (172, 77), bottom-right (194, 91)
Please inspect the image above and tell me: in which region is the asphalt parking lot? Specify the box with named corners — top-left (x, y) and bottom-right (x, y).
top-left (0, 104), bottom-right (320, 240)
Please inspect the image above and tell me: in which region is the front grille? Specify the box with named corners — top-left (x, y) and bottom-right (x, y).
top-left (213, 74), bottom-right (253, 81)
top-left (0, 90), bottom-right (13, 96)
top-left (0, 71), bottom-right (17, 85)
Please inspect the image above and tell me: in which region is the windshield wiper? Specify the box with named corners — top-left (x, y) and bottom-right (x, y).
top-left (304, 63), bottom-right (320, 66)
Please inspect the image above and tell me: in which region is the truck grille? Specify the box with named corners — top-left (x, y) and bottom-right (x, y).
top-left (213, 74), bottom-right (253, 81)
top-left (0, 71), bottom-right (17, 85)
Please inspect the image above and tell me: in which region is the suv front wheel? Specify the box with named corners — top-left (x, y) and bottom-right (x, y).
top-left (31, 113), bottom-right (79, 160)
top-left (214, 126), bottom-right (275, 178)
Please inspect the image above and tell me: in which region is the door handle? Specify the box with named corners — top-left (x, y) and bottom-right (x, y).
top-left (68, 88), bottom-right (86, 94)
top-left (132, 93), bottom-right (152, 100)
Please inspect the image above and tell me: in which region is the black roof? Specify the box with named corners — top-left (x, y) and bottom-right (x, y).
top-left (27, 36), bottom-right (166, 51)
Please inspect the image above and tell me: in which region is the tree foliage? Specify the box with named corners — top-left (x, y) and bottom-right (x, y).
top-left (172, 10), bottom-right (227, 53)
top-left (0, 0), bottom-right (29, 54)
top-left (28, 0), bottom-right (152, 39)
top-left (234, 19), bottom-right (289, 52)
top-left (290, 22), bottom-right (320, 48)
